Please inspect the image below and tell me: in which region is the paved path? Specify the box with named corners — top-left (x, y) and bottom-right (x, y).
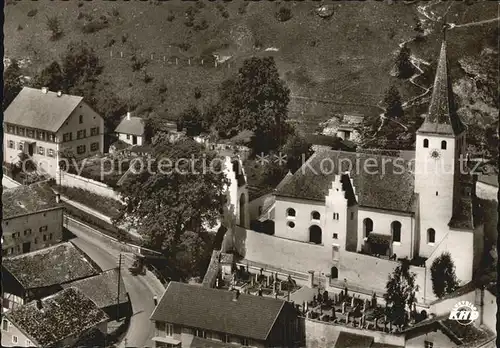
top-left (66, 217), bottom-right (165, 348)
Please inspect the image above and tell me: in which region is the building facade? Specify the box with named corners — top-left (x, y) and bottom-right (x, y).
top-left (150, 282), bottom-right (299, 348)
top-left (2, 183), bottom-right (63, 257)
top-left (114, 112), bottom-right (145, 146)
top-left (228, 39), bottom-right (485, 303)
top-left (3, 87), bottom-right (104, 177)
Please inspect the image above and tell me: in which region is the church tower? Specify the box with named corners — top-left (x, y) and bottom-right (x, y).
top-left (414, 29), bottom-right (467, 258)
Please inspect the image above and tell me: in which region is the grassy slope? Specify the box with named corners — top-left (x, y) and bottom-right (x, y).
top-left (5, 0), bottom-right (498, 133)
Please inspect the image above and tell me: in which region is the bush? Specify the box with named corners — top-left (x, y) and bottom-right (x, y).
top-left (167, 14), bottom-right (175, 22)
top-left (78, 3), bottom-right (83, 8)
top-left (27, 9), bottom-right (38, 17)
top-left (131, 55), bottom-right (148, 72)
top-left (275, 7), bottom-right (292, 22)
top-left (17, 24), bottom-right (23, 31)
top-left (121, 34), bottom-right (128, 43)
top-left (111, 8), bottom-right (119, 17)
top-left (194, 19), bottom-right (208, 31)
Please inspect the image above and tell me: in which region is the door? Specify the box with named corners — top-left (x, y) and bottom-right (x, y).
top-left (132, 136), bottom-right (138, 145)
top-left (22, 242), bottom-right (31, 253)
top-left (28, 144), bottom-right (34, 156)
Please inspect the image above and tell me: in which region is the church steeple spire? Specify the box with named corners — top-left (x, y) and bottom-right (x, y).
top-left (417, 24), bottom-right (466, 136)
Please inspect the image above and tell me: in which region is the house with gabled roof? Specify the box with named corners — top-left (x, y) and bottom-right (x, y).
top-left (150, 281), bottom-right (300, 348)
top-left (2, 182), bottom-right (63, 258)
top-left (114, 111), bottom-right (146, 146)
top-left (61, 268), bottom-right (131, 320)
top-left (1, 242), bottom-right (101, 313)
top-left (3, 87), bottom-right (104, 177)
top-left (1, 287), bottom-right (109, 348)
top-left (227, 36), bottom-right (485, 304)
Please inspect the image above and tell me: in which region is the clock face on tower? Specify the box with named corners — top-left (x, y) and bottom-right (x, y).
top-left (429, 149), bottom-right (441, 159)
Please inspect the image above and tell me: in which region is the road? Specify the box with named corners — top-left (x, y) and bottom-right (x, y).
top-left (66, 217), bottom-right (164, 348)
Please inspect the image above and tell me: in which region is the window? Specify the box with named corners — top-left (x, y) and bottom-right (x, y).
top-left (2, 319), bottom-right (8, 331)
top-left (24, 229), bottom-right (32, 236)
top-left (43, 235), bottom-right (47, 242)
top-left (423, 138), bottom-right (429, 148)
top-left (7, 125), bottom-right (14, 133)
top-left (34, 238), bottom-right (38, 244)
top-left (333, 233), bottom-right (338, 239)
top-left (333, 213), bottom-right (339, 220)
top-left (12, 335), bottom-right (18, 344)
top-left (38, 146), bottom-right (45, 155)
top-left (350, 212), bottom-right (354, 220)
top-left (441, 140), bottom-right (447, 150)
top-left (311, 211), bottom-right (321, 220)
top-left (49, 233), bottom-right (53, 240)
top-left (424, 341), bottom-right (433, 348)
top-left (240, 338), bottom-right (249, 346)
top-left (391, 221), bottom-right (401, 243)
top-left (287, 221), bottom-right (295, 228)
top-left (195, 329), bottom-right (206, 338)
top-left (436, 191), bottom-right (438, 196)
top-left (309, 225), bottom-right (322, 244)
top-left (363, 218), bottom-right (373, 237)
top-left (8, 140), bottom-right (14, 149)
top-left (48, 149), bottom-right (55, 157)
top-left (91, 142), bottom-right (99, 152)
top-left (126, 134), bottom-right (131, 140)
top-left (77, 145), bottom-right (86, 154)
top-left (39, 226), bottom-right (47, 232)
top-left (48, 134), bottom-right (55, 142)
top-left (90, 127), bottom-right (99, 136)
top-left (286, 208), bottom-right (296, 217)
top-left (77, 129), bottom-right (86, 139)
top-left (26, 340), bottom-right (32, 346)
top-left (427, 228), bottom-right (436, 244)
top-left (165, 323), bottom-right (173, 337)
top-left (63, 132), bottom-right (72, 142)
top-left (18, 142), bottom-right (24, 151)
top-left (18, 127), bottom-right (25, 136)
top-left (37, 131), bottom-right (46, 141)
top-left (79, 115), bottom-right (83, 124)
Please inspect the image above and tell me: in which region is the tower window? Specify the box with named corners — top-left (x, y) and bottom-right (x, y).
top-left (423, 139), bottom-right (429, 148)
top-left (436, 191), bottom-right (438, 196)
top-left (441, 140), bottom-right (447, 150)
top-left (427, 228), bottom-right (436, 244)
top-left (286, 208), bottom-right (296, 217)
top-left (79, 115), bottom-right (83, 124)
top-left (287, 221), bottom-right (295, 228)
top-left (311, 211), bottom-right (320, 220)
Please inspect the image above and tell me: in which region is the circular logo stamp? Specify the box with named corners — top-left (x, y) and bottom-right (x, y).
top-left (448, 301), bottom-right (479, 326)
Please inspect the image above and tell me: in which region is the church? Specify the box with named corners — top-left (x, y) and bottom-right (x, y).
top-left (224, 37), bottom-right (484, 304)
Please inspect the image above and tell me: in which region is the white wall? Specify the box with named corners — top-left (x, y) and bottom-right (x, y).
top-left (118, 133), bottom-right (144, 146)
top-left (58, 171), bottom-right (122, 201)
top-left (1, 319), bottom-right (35, 347)
top-left (57, 102), bottom-right (105, 158)
top-left (357, 209), bottom-right (415, 258)
top-left (2, 208), bottom-right (64, 257)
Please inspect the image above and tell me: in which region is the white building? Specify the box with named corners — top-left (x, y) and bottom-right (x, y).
top-left (114, 112), bottom-right (145, 146)
top-left (3, 87), bottom-right (105, 177)
top-left (228, 38), bottom-right (485, 304)
top-left (2, 182), bottom-right (63, 257)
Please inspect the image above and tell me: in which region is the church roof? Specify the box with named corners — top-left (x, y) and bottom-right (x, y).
top-left (276, 150), bottom-right (415, 213)
top-left (418, 38), bottom-right (466, 136)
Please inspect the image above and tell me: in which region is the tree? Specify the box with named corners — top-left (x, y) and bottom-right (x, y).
top-left (383, 85), bottom-right (404, 119)
top-left (431, 252), bottom-right (460, 298)
top-left (16, 153), bottom-right (37, 173)
top-left (62, 41), bottom-right (102, 88)
top-left (33, 61), bottom-right (64, 91)
top-left (281, 133), bottom-right (313, 173)
top-left (395, 44), bottom-right (415, 79)
top-left (179, 105), bottom-right (204, 136)
top-left (3, 59), bottom-right (23, 110)
top-left (46, 15), bottom-right (63, 40)
top-left (414, 18), bottom-right (425, 41)
top-left (384, 260), bottom-right (418, 329)
top-left (215, 57), bottom-right (291, 153)
top-left (114, 138), bottom-right (229, 259)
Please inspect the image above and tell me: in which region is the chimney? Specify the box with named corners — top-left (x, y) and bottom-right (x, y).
top-left (233, 290), bottom-right (240, 302)
top-left (127, 111), bottom-right (131, 120)
top-left (41, 87), bottom-right (49, 94)
top-left (57, 91), bottom-right (62, 97)
top-left (55, 194), bottom-right (60, 204)
top-left (36, 299), bottom-right (43, 310)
